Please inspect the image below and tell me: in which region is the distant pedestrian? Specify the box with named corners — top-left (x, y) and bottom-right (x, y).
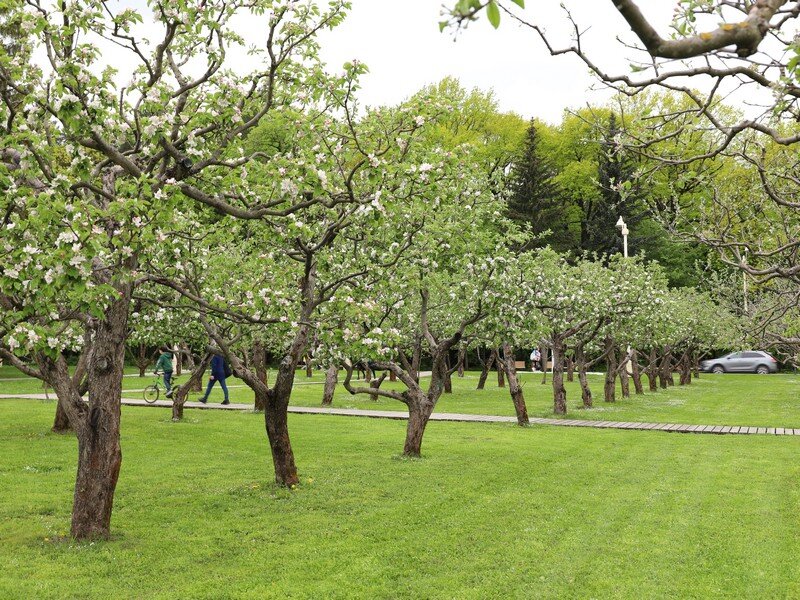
top-left (199, 353), bottom-right (230, 405)
top-left (530, 348), bottom-right (541, 372)
top-left (154, 346), bottom-right (175, 398)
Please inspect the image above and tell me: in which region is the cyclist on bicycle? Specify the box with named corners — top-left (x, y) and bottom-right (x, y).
top-left (154, 346), bottom-right (175, 398)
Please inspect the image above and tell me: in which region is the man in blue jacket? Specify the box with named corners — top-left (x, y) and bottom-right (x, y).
top-left (199, 353), bottom-right (230, 405)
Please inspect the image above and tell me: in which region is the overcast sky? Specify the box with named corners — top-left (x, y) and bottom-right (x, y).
top-left (316, 1), bottom-right (676, 124)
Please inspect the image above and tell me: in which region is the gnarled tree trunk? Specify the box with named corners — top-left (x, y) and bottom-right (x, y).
top-left (501, 342), bottom-right (529, 425)
top-left (477, 347), bottom-right (496, 390)
top-left (551, 337), bottom-right (567, 415)
top-left (566, 353), bottom-right (574, 382)
top-left (576, 346), bottom-right (592, 408)
top-left (647, 347), bottom-right (659, 392)
top-left (172, 352), bottom-right (212, 421)
top-left (630, 349), bottom-right (644, 395)
top-left (659, 346), bottom-right (672, 389)
top-left (604, 337), bottom-right (617, 403)
top-left (322, 365), bottom-right (338, 406)
top-left (253, 341), bottom-right (268, 411)
top-left (70, 292), bottom-right (130, 540)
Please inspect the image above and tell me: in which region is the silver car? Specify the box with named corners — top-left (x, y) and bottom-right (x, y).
top-left (700, 351), bottom-right (778, 374)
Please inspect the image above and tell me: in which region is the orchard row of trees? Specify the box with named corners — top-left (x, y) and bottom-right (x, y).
top-left (0, 0), bottom-right (794, 542)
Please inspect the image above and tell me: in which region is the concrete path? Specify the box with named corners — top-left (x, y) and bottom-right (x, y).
top-left (3, 393), bottom-right (799, 436)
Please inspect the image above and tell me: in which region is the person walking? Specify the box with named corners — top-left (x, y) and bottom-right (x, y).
top-left (154, 346), bottom-right (175, 398)
top-left (199, 353), bottom-right (230, 405)
top-left (530, 348), bottom-right (541, 372)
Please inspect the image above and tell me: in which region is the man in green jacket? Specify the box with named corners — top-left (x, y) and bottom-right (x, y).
top-left (154, 346), bottom-right (175, 398)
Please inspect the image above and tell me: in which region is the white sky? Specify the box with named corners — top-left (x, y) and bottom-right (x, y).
top-left (316, 1), bottom-right (676, 124)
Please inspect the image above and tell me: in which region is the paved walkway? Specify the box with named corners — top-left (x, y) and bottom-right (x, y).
top-left (2, 393), bottom-right (799, 436)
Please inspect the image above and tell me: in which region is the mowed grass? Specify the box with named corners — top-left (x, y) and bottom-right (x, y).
top-left (3, 365), bottom-right (800, 427)
top-left (1, 399), bottom-right (800, 599)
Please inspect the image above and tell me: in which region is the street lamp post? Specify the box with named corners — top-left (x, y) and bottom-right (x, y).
top-left (615, 216), bottom-right (629, 259)
top-left (616, 216), bottom-right (632, 374)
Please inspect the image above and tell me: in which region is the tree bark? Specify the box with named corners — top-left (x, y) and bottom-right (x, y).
top-left (496, 352), bottom-right (505, 388)
top-left (647, 347), bottom-right (659, 392)
top-left (305, 356), bottom-right (313, 378)
top-left (404, 397), bottom-right (435, 458)
top-left (679, 351), bottom-right (692, 385)
top-left (566, 353), bottom-right (575, 382)
top-left (457, 346), bottom-right (466, 378)
top-left (135, 342), bottom-right (149, 377)
top-left (630, 349), bottom-right (644, 395)
top-left (541, 346), bottom-right (548, 384)
top-left (322, 364), bottom-right (338, 406)
top-left (253, 341), bottom-right (268, 411)
top-left (70, 291), bottom-right (130, 540)
top-left (411, 334), bottom-right (422, 384)
top-left (604, 337), bottom-right (617, 403)
top-left (52, 401), bottom-right (71, 433)
top-left (502, 342), bottom-right (529, 425)
top-left (369, 371), bottom-right (387, 401)
top-left (552, 337), bottom-right (567, 415)
top-left (659, 346), bottom-right (672, 389)
top-left (477, 347), bottom-right (496, 390)
top-left (576, 345), bottom-right (592, 408)
top-left (443, 354), bottom-right (453, 394)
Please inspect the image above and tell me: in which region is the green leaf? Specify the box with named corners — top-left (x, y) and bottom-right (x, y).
top-left (486, 1), bottom-right (500, 28)
top-left (439, 20), bottom-right (448, 32)
top-left (510, 0), bottom-right (525, 7)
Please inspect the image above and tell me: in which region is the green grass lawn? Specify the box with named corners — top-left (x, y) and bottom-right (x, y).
top-left (3, 365), bottom-right (800, 427)
top-left (1, 399), bottom-right (799, 598)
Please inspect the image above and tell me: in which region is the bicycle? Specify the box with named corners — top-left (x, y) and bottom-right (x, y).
top-left (143, 373), bottom-right (180, 404)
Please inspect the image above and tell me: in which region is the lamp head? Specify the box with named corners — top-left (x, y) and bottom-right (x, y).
top-left (615, 216), bottom-right (625, 230)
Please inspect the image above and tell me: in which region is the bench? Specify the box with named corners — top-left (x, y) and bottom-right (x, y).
top-left (514, 360), bottom-right (527, 370)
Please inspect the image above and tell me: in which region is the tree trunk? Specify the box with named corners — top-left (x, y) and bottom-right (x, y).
top-left (322, 365), bottom-right (338, 406)
top-left (496, 352), bottom-right (505, 388)
top-left (647, 347), bottom-right (658, 392)
top-left (136, 342), bottom-right (149, 377)
top-left (70, 292), bottom-right (129, 540)
top-left (172, 352), bottom-right (212, 421)
top-left (411, 335), bottom-right (422, 384)
top-left (369, 371), bottom-right (387, 401)
top-left (174, 344), bottom-right (182, 376)
top-left (659, 347), bottom-right (672, 389)
top-left (620, 349), bottom-right (631, 399)
top-left (52, 401), bottom-right (71, 433)
top-left (692, 350), bottom-right (700, 379)
top-left (630, 349), bottom-right (644, 395)
top-left (566, 353), bottom-right (575, 382)
top-left (604, 337), bottom-right (617, 403)
top-left (52, 349), bottom-right (90, 434)
top-left (477, 347), bottom-right (496, 390)
top-left (551, 338), bottom-right (567, 415)
top-left (264, 395), bottom-right (299, 486)
top-left (253, 341), bottom-right (268, 410)
top-left (457, 346), bottom-right (466, 378)
top-left (541, 347), bottom-right (548, 384)
top-left (443, 354), bottom-right (453, 393)
top-left (404, 398), bottom-right (435, 458)
top-left (679, 351), bottom-right (692, 385)
top-left (502, 342), bottom-right (529, 425)
top-left (576, 346), bottom-right (592, 408)
top-left (305, 356), bottom-right (313, 378)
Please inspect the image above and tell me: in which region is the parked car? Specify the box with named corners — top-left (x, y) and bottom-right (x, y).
top-left (699, 351), bottom-right (778, 374)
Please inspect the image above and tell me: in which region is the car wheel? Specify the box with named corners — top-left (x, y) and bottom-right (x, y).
top-left (711, 365), bottom-right (725, 374)
top-left (755, 365), bottom-right (769, 375)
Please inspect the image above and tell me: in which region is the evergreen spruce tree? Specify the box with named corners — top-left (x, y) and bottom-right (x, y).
top-left (588, 112), bottom-right (644, 257)
top-left (506, 119), bottom-right (568, 250)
